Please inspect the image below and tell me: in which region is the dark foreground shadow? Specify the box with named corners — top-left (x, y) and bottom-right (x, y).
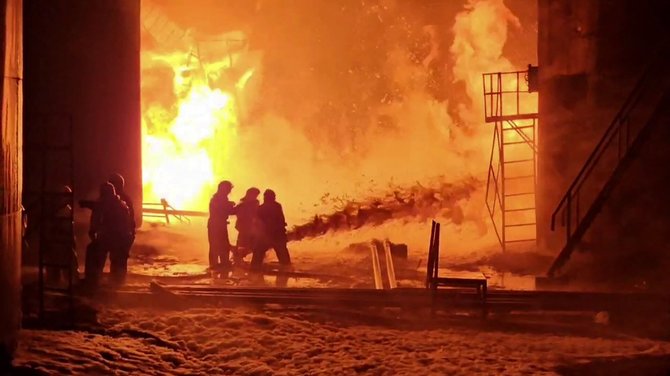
top-left (1, 365), bottom-right (49, 376)
top-left (555, 355), bottom-right (670, 376)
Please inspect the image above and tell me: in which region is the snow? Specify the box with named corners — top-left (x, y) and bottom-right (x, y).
top-left (14, 306), bottom-right (670, 375)
top-left (126, 219), bottom-right (542, 291)
top-left (18, 215), bottom-right (666, 374)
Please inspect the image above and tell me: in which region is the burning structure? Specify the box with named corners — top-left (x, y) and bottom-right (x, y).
top-left (0, 0), bottom-right (669, 370)
top-left (137, 0), bottom-right (538, 256)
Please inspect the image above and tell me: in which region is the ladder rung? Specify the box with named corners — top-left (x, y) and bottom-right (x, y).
top-left (505, 238), bottom-right (536, 243)
top-left (46, 217), bottom-right (74, 222)
top-left (502, 125), bottom-right (534, 131)
top-left (43, 286), bottom-right (72, 292)
top-left (25, 147), bottom-right (73, 153)
top-left (504, 207), bottom-right (536, 212)
top-left (504, 192), bottom-right (535, 197)
top-left (41, 263), bottom-right (74, 268)
top-left (503, 140), bottom-right (535, 146)
top-left (505, 175), bottom-right (535, 180)
top-left (24, 191), bottom-right (73, 197)
top-left (503, 158), bottom-right (534, 164)
top-left (504, 222), bottom-right (536, 228)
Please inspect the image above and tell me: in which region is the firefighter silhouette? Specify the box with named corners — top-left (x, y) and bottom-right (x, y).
top-left (250, 189), bottom-right (291, 271)
top-left (85, 182), bottom-right (132, 285)
top-left (44, 185), bottom-right (78, 285)
top-left (234, 187), bottom-right (260, 262)
top-left (208, 180), bottom-right (236, 269)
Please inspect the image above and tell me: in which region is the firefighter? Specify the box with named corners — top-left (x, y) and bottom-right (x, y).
top-left (108, 173), bottom-right (136, 243)
top-left (86, 182), bottom-right (132, 285)
top-left (250, 189), bottom-right (291, 271)
top-left (208, 180), bottom-right (236, 270)
top-left (234, 187), bottom-right (261, 262)
top-left (108, 173), bottom-right (135, 278)
top-left (44, 185), bottom-right (78, 285)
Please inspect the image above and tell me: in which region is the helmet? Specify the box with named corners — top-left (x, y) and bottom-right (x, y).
top-left (245, 187), bottom-right (261, 198)
top-left (109, 173), bottom-right (125, 191)
top-left (218, 180), bottom-right (233, 193)
top-left (263, 189), bottom-right (276, 201)
top-left (100, 182), bottom-right (116, 198)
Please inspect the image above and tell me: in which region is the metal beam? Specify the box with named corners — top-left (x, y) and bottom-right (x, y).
top-left (142, 207), bottom-right (208, 217)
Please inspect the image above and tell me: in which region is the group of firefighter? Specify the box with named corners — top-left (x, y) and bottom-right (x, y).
top-left (84, 174), bottom-right (136, 286)
top-left (31, 175), bottom-right (291, 289)
top-left (26, 173), bottom-right (135, 288)
top-left (208, 180), bottom-right (291, 272)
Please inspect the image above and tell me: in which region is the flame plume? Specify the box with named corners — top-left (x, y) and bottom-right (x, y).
top-left (140, 0), bottom-right (536, 253)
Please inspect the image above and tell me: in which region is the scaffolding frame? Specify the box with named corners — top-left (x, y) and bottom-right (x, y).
top-left (482, 68), bottom-right (539, 252)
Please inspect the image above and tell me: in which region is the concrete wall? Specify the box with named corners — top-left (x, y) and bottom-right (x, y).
top-left (537, 0), bottom-right (670, 287)
top-left (0, 0), bottom-right (22, 365)
top-left (23, 0), bottom-right (141, 225)
top-left (580, 99), bottom-right (670, 289)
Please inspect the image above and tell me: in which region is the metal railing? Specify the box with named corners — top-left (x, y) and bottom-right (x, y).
top-left (142, 198), bottom-right (207, 224)
top-left (483, 67), bottom-right (539, 252)
top-left (425, 220), bottom-right (441, 288)
top-left (23, 113), bottom-right (76, 324)
top-left (482, 69), bottom-right (538, 123)
top-left (548, 46), bottom-right (669, 276)
top-left (485, 125), bottom-right (504, 247)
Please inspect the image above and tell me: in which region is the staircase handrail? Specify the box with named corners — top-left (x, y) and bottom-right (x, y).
top-left (550, 45), bottom-right (666, 231)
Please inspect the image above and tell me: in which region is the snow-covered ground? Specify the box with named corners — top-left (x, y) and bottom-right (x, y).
top-left (17, 219), bottom-right (668, 375)
top-left (125, 219), bottom-right (547, 291)
top-left (14, 305), bottom-right (670, 375)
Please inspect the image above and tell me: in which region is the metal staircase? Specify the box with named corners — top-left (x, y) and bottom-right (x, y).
top-left (483, 67), bottom-right (539, 252)
top-left (547, 48), bottom-right (670, 277)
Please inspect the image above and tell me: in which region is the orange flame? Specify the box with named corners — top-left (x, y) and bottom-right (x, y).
top-left (140, 0), bottom-right (537, 254)
top-left (141, 43), bottom-right (255, 210)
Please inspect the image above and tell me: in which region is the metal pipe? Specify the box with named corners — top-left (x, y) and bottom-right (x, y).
top-left (369, 243), bottom-right (383, 290)
top-left (141, 207), bottom-right (208, 217)
top-left (383, 241), bottom-right (397, 289)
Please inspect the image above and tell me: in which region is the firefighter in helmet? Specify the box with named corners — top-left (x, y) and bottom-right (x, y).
top-left (208, 180), bottom-right (236, 269)
top-left (251, 189), bottom-right (291, 271)
top-left (234, 187), bottom-right (261, 263)
top-left (86, 182), bottom-right (132, 285)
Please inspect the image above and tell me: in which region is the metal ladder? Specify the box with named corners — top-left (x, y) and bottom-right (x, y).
top-left (483, 68), bottom-right (539, 252)
top-left (24, 113), bottom-right (76, 322)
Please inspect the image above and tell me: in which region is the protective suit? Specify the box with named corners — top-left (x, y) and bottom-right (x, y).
top-left (234, 187), bottom-right (260, 260)
top-left (251, 189), bottom-right (291, 271)
top-left (208, 181), bottom-right (236, 269)
top-left (86, 182), bottom-right (132, 285)
top-left (44, 186), bottom-right (78, 285)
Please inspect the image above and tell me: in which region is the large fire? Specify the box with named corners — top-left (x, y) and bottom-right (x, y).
top-left (141, 34), bottom-right (257, 209)
top-left (140, 0), bottom-right (537, 253)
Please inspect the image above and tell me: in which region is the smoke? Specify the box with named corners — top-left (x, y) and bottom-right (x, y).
top-left (451, 0), bottom-right (520, 121)
top-left (287, 177), bottom-right (482, 241)
top-left (141, 0), bottom-right (533, 254)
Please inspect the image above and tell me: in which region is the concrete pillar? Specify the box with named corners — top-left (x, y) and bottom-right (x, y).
top-left (536, 0), bottom-right (600, 253)
top-left (0, 0), bottom-right (22, 366)
top-left (537, 0), bottom-right (670, 275)
top-left (23, 0), bottom-right (141, 225)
